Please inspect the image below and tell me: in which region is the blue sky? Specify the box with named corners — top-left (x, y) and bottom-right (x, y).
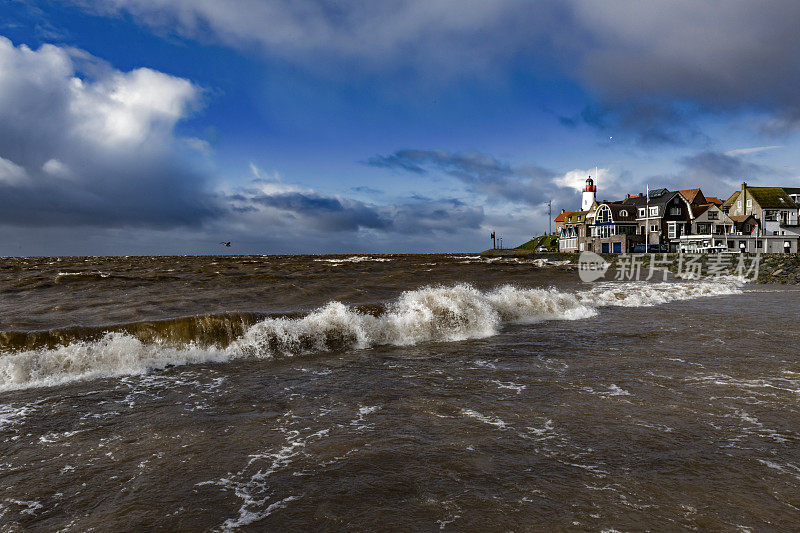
top-left (1, 0), bottom-right (799, 255)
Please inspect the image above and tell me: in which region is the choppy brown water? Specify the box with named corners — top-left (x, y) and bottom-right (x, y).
top-left (1, 254), bottom-right (799, 531)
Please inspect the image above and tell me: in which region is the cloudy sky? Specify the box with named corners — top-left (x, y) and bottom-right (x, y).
top-left (2, 0), bottom-right (800, 255)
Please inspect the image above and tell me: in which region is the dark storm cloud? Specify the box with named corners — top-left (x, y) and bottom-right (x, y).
top-left (568, 1), bottom-right (800, 141)
top-left (0, 37), bottom-right (485, 248)
top-left (231, 189), bottom-right (484, 235)
top-left (248, 192), bottom-right (391, 232)
top-left (366, 149), bottom-right (573, 207)
top-left (0, 37), bottom-right (220, 229)
top-left (630, 150), bottom-right (787, 200)
top-left (561, 103), bottom-right (708, 146)
top-left (73, 0), bottom-right (800, 141)
top-left (679, 152), bottom-right (779, 181)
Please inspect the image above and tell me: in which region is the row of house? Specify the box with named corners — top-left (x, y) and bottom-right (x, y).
top-left (555, 178), bottom-right (800, 254)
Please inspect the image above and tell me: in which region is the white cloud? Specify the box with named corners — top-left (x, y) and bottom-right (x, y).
top-left (42, 158), bottom-right (72, 178)
top-left (553, 167), bottom-right (612, 192)
top-left (69, 66), bottom-right (199, 147)
top-left (724, 145), bottom-right (783, 156)
top-left (0, 37), bottom-right (214, 228)
top-left (0, 156), bottom-right (27, 185)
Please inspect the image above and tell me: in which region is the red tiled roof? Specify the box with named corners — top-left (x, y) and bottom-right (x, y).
top-left (679, 188), bottom-right (705, 204)
top-left (554, 210), bottom-right (586, 222)
top-left (705, 197), bottom-right (723, 206)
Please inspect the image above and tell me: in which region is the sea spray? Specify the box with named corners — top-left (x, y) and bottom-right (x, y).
top-left (0, 280), bottom-right (740, 391)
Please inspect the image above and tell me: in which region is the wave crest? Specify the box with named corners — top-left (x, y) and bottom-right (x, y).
top-left (0, 281), bottom-right (738, 391)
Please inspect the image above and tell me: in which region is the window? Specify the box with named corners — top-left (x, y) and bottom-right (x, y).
top-left (619, 210), bottom-right (628, 217)
top-left (650, 224), bottom-right (658, 232)
top-left (764, 210), bottom-right (777, 221)
top-left (756, 239), bottom-right (763, 248)
top-left (638, 208), bottom-right (646, 218)
top-left (737, 201), bottom-right (742, 210)
top-left (669, 207), bottom-right (681, 215)
top-left (747, 199), bottom-right (752, 209)
top-left (697, 223), bottom-right (711, 234)
top-left (707, 211), bottom-right (718, 220)
top-left (668, 223), bottom-right (676, 239)
top-left (649, 207), bottom-right (658, 216)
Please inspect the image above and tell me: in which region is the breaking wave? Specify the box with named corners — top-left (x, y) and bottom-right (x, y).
top-left (0, 281), bottom-right (740, 391)
top-left (313, 256), bottom-right (393, 264)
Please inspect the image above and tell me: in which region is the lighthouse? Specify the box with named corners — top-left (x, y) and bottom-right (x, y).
top-left (582, 176), bottom-right (597, 211)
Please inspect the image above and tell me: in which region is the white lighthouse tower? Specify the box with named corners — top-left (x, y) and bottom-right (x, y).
top-left (581, 176), bottom-right (597, 211)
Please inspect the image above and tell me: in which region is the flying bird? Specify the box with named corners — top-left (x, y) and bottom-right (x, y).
top-left (220, 241), bottom-right (231, 247)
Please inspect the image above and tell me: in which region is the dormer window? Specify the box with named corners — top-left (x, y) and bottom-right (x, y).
top-left (619, 210), bottom-right (628, 217)
top-left (649, 206), bottom-right (658, 216)
top-left (638, 208), bottom-right (645, 217)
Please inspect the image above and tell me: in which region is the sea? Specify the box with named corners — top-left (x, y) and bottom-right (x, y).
top-left (1, 254), bottom-right (799, 531)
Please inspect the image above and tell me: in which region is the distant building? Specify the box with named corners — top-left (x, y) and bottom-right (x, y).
top-left (621, 188), bottom-right (693, 250)
top-left (553, 179), bottom-right (800, 254)
top-left (584, 201), bottom-right (642, 253)
top-left (555, 209), bottom-right (588, 252)
top-left (723, 182), bottom-right (800, 252)
top-left (675, 203), bottom-right (735, 252)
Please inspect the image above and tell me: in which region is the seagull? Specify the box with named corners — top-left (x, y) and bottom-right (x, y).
top-left (220, 241), bottom-right (231, 247)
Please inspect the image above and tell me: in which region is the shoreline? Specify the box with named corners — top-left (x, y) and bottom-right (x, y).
top-left (480, 249), bottom-right (800, 284)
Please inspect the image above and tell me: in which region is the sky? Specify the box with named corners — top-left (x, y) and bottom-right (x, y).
top-left (2, 0), bottom-right (800, 255)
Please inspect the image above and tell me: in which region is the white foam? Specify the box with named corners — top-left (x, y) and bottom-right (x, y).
top-left (0, 280), bottom-right (741, 391)
top-left (0, 403), bottom-right (35, 431)
top-left (578, 280), bottom-right (740, 307)
top-left (313, 256), bottom-right (392, 264)
top-left (461, 408), bottom-right (508, 429)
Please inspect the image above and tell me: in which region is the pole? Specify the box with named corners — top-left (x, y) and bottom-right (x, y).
top-left (547, 200), bottom-right (552, 235)
top-left (646, 184), bottom-right (650, 251)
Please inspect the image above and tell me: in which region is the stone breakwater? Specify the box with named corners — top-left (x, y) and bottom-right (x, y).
top-left (480, 249), bottom-right (800, 284)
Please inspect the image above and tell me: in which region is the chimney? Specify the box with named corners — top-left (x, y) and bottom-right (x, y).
top-left (625, 194), bottom-right (631, 200)
top-left (560, 209), bottom-right (565, 214)
top-left (741, 181), bottom-right (747, 214)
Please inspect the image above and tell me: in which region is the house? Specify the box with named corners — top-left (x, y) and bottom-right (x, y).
top-left (552, 178), bottom-right (800, 255)
top-left (622, 188), bottom-right (693, 250)
top-left (556, 177), bottom-right (596, 252)
top-left (555, 209), bottom-right (588, 252)
top-left (675, 203), bottom-right (736, 252)
top-left (725, 183), bottom-right (799, 232)
top-left (724, 182), bottom-right (800, 252)
top-left (679, 188), bottom-right (707, 206)
top-left (584, 201), bottom-right (642, 253)
top-left (729, 214), bottom-right (759, 235)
